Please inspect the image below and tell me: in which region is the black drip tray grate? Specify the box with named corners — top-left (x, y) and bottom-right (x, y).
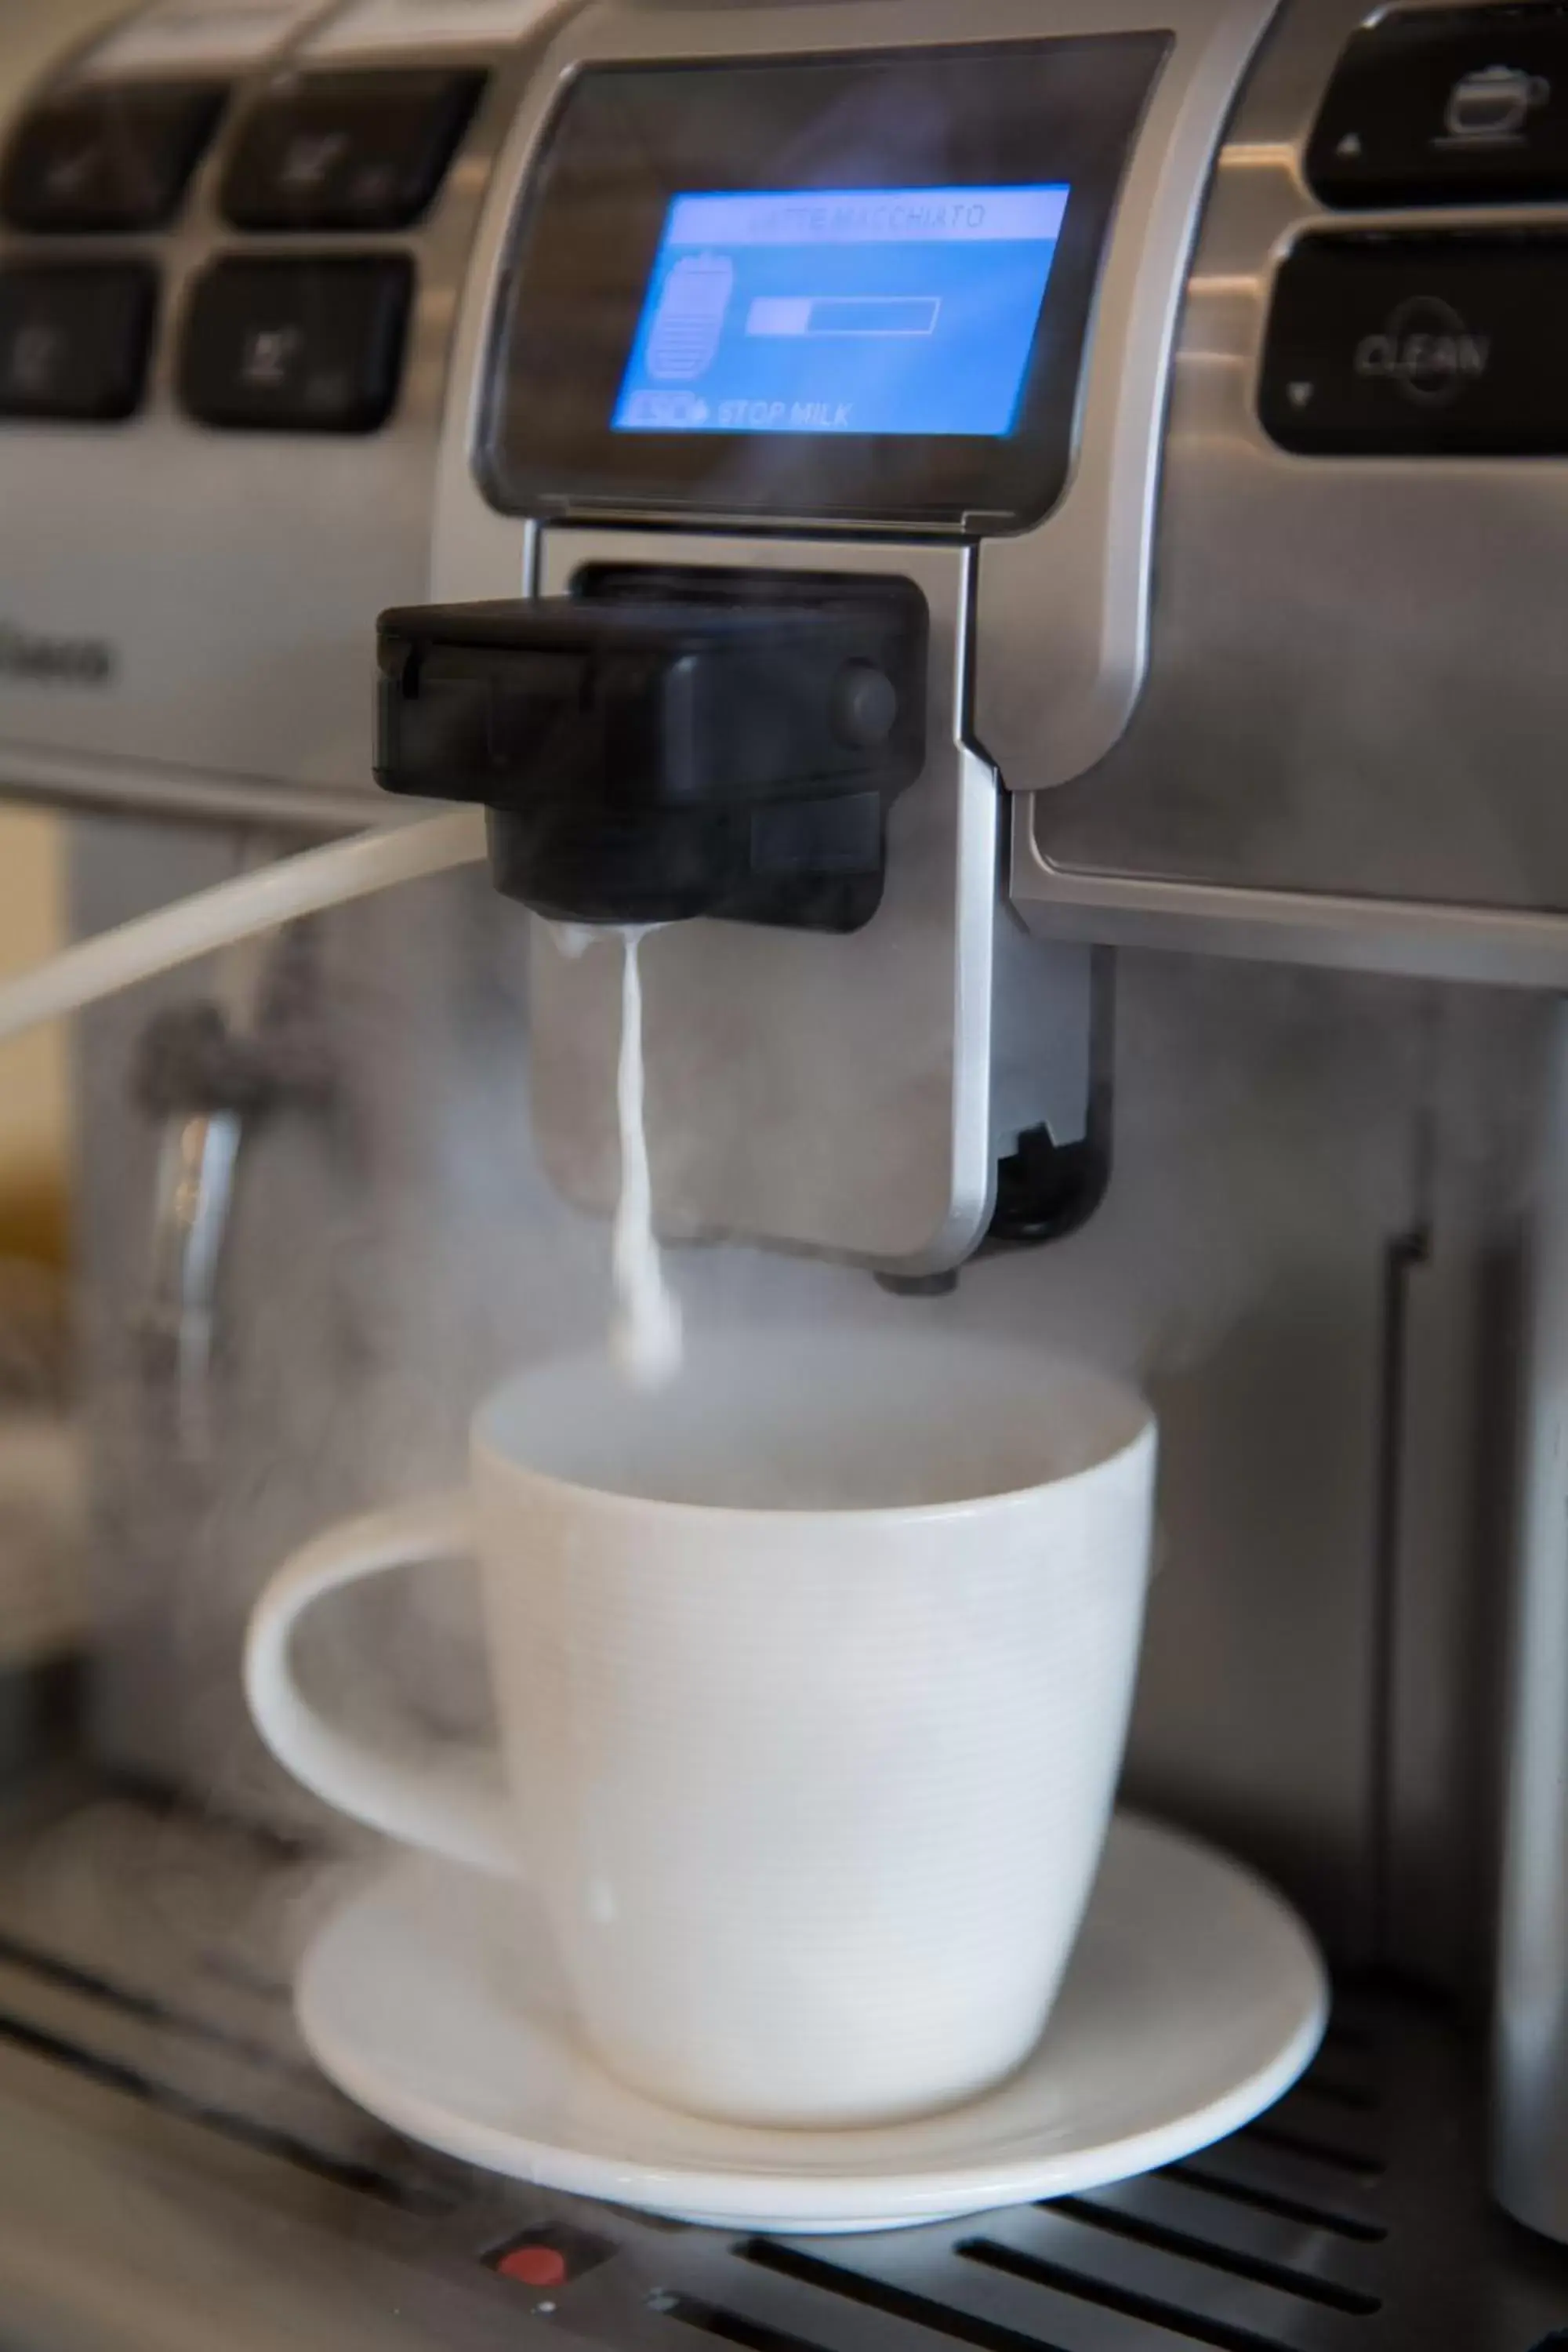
top-left (0, 1795), bottom-right (1566, 2350)
top-left (517, 1994), bottom-right (1568, 2352)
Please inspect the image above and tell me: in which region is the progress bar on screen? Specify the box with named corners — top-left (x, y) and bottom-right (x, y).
top-left (745, 296), bottom-right (942, 338)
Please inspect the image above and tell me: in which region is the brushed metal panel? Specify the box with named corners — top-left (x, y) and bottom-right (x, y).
top-left (1383, 986), bottom-right (1545, 1998)
top-left (1018, 1), bottom-right (1568, 979)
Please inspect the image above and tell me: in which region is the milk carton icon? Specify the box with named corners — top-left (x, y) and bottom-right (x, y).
top-left (647, 252), bottom-right (733, 381)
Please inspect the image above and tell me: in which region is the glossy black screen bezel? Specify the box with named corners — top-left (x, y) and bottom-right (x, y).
top-left (477, 36), bottom-right (1170, 535)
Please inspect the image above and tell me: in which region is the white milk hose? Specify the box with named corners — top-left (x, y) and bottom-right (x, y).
top-left (0, 811), bottom-right (488, 1043)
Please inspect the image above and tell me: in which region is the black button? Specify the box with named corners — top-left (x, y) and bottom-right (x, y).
top-left (1308, 4), bottom-right (1568, 208)
top-left (178, 256), bottom-right (412, 433)
top-left (1260, 234), bottom-right (1568, 456)
top-left (0, 82), bottom-right (225, 232)
top-left (220, 69), bottom-right (484, 230)
top-left (0, 264), bottom-right (157, 420)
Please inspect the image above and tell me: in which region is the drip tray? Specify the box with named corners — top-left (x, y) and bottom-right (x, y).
top-left (0, 1789), bottom-right (1562, 2351)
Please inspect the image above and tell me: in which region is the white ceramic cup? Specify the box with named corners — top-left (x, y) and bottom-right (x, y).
top-left (245, 1330), bottom-right (1156, 2129)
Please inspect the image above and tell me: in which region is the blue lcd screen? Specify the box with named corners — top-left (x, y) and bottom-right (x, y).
top-left (612, 184), bottom-right (1070, 438)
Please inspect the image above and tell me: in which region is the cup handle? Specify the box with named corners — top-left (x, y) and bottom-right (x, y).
top-left (242, 1491), bottom-right (520, 1878)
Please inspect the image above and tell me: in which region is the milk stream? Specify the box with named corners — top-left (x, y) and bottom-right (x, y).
top-left (611, 930), bottom-right (683, 1386)
top-left (550, 922), bottom-right (684, 1388)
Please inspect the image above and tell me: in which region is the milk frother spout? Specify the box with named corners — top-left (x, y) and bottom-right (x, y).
top-left (374, 572), bottom-right (927, 932)
top-left (372, 554), bottom-right (1091, 1279)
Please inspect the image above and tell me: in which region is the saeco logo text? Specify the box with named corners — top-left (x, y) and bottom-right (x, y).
top-left (0, 622), bottom-right (116, 687)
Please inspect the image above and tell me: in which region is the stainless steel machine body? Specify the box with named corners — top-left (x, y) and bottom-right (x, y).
top-left (3, 0), bottom-right (1568, 2343)
top-left (0, 0), bottom-right (557, 831)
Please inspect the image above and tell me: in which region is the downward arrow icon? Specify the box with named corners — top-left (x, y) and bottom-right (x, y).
top-left (1287, 381), bottom-right (1315, 408)
top-left (1337, 131), bottom-right (1363, 158)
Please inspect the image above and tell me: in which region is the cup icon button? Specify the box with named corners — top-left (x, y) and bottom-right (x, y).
top-left (1443, 64), bottom-right (1551, 144)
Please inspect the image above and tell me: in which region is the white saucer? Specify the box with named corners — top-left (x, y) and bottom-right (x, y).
top-left (297, 1813), bottom-right (1327, 2234)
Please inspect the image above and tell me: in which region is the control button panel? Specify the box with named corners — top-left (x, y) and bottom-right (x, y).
top-left (0, 82), bottom-right (225, 232)
top-left (0, 263), bottom-right (157, 420)
top-left (1260, 234), bottom-right (1568, 456)
top-left (1308, 4), bottom-right (1568, 208)
top-left (220, 68), bottom-right (484, 230)
top-left (177, 255), bottom-right (412, 430)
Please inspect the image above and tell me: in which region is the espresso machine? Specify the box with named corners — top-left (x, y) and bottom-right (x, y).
top-left (5, 0), bottom-right (1568, 2341)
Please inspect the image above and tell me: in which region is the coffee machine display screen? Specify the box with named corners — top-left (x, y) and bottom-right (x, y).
top-left (480, 36), bottom-right (1168, 532)
top-left (612, 185), bottom-right (1072, 440)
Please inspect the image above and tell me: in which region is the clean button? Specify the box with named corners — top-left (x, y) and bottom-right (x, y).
top-left (1261, 235), bottom-right (1568, 456)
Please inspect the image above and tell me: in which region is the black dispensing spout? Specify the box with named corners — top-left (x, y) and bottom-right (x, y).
top-left (373, 569), bottom-right (928, 932)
